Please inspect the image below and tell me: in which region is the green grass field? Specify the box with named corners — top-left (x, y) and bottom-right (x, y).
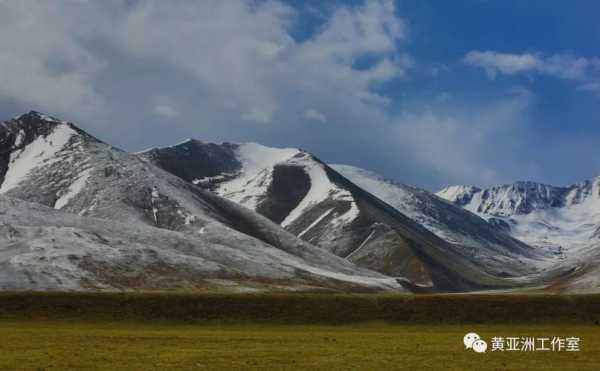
top-left (0, 293), bottom-right (599, 370)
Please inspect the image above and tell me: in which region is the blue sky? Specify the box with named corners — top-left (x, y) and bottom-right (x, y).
top-left (1, 0), bottom-right (599, 190)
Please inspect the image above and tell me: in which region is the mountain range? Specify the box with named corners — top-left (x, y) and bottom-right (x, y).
top-left (438, 180), bottom-right (600, 292)
top-left (0, 111), bottom-right (598, 293)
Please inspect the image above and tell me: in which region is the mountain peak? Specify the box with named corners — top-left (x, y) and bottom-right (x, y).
top-left (12, 111), bottom-right (69, 125)
top-left (2, 111), bottom-right (76, 142)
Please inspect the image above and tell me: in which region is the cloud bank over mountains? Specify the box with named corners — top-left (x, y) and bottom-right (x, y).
top-left (0, 0), bottom-right (599, 190)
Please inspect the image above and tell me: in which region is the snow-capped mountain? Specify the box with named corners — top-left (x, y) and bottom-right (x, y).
top-left (437, 182), bottom-right (568, 217)
top-left (0, 112), bottom-right (403, 292)
top-left (438, 179), bottom-right (600, 292)
top-left (3, 111), bottom-right (597, 293)
top-left (139, 141), bottom-right (359, 249)
top-left (331, 165), bottom-right (540, 276)
top-left (140, 140), bottom-right (528, 291)
top-left (437, 179), bottom-right (600, 251)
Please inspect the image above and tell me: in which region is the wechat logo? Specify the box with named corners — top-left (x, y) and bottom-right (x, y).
top-left (464, 332), bottom-right (487, 353)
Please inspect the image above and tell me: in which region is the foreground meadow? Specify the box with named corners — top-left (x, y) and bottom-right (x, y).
top-left (0, 292), bottom-right (598, 370)
top-left (0, 321), bottom-right (598, 370)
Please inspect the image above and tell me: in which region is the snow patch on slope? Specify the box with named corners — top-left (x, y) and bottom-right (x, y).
top-left (436, 185), bottom-right (479, 204)
top-left (298, 208), bottom-right (334, 238)
top-left (13, 130), bottom-right (25, 147)
top-left (237, 143), bottom-right (300, 175)
top-left (54, 168), bottom-right (92, 210)
top-left (281, 154), bottom-right (358, 227)
top-left (1, 124), bottom-right (76, 193)
top-left (212, 143), bottom-right (359, 228)
top-left (215, 143), bottom-right (300, 210)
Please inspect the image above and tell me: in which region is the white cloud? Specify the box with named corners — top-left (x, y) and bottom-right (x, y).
top-left (105, 0), bottom-right (408, 124)
top-left (301, 0), bottom-right (404, 64)
top-left (0, 1), bottom-right (554, 189)
top-left (0, 2), bottom-right (105, 114)
top-left (389, 87), bottom-right (536, 187)
top-left (465, 50), bottom-right (600, 84)
top-left (464, 50), bottom-right (600, 99)
top-left (0, 0), bottom-right (409, 125)
top-left (464, 51), bottom-right (539, 79)
top-left (304, 108), bottom-right (327, 123)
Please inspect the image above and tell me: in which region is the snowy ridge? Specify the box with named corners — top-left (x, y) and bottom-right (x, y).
top-left (437, 181), bottom-right (567, 217)
top-left (438, 178), bottom-right (600, 279)
top-left (333, 165), bottom-right (452, 236)
top-left (169, 142), bottom-right (362, 230)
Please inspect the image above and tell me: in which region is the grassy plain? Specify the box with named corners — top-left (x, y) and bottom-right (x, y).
top-left (0, 292), bottom-right (598, 370)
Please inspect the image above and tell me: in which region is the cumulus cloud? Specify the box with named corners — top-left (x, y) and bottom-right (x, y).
top-left (103, 0), bottom-right (409, 125)
top-left (0, 1), bottom-right (106, 114)
top-left (0, 1), bottom-right (409, 125)
top-left (0, 1), bottom-right (566, 189)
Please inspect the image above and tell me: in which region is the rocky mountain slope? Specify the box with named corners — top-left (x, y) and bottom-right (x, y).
top-left (0, 195), bottom-right (403, 292)
top-left (0, 112), bottom-right (402, 292)
top-left (140, 140), bottom-right (533, 291)
top-left (331, 165), bottom-right (541, 276)
top-left (3, 111), bottom-right (596, 293)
